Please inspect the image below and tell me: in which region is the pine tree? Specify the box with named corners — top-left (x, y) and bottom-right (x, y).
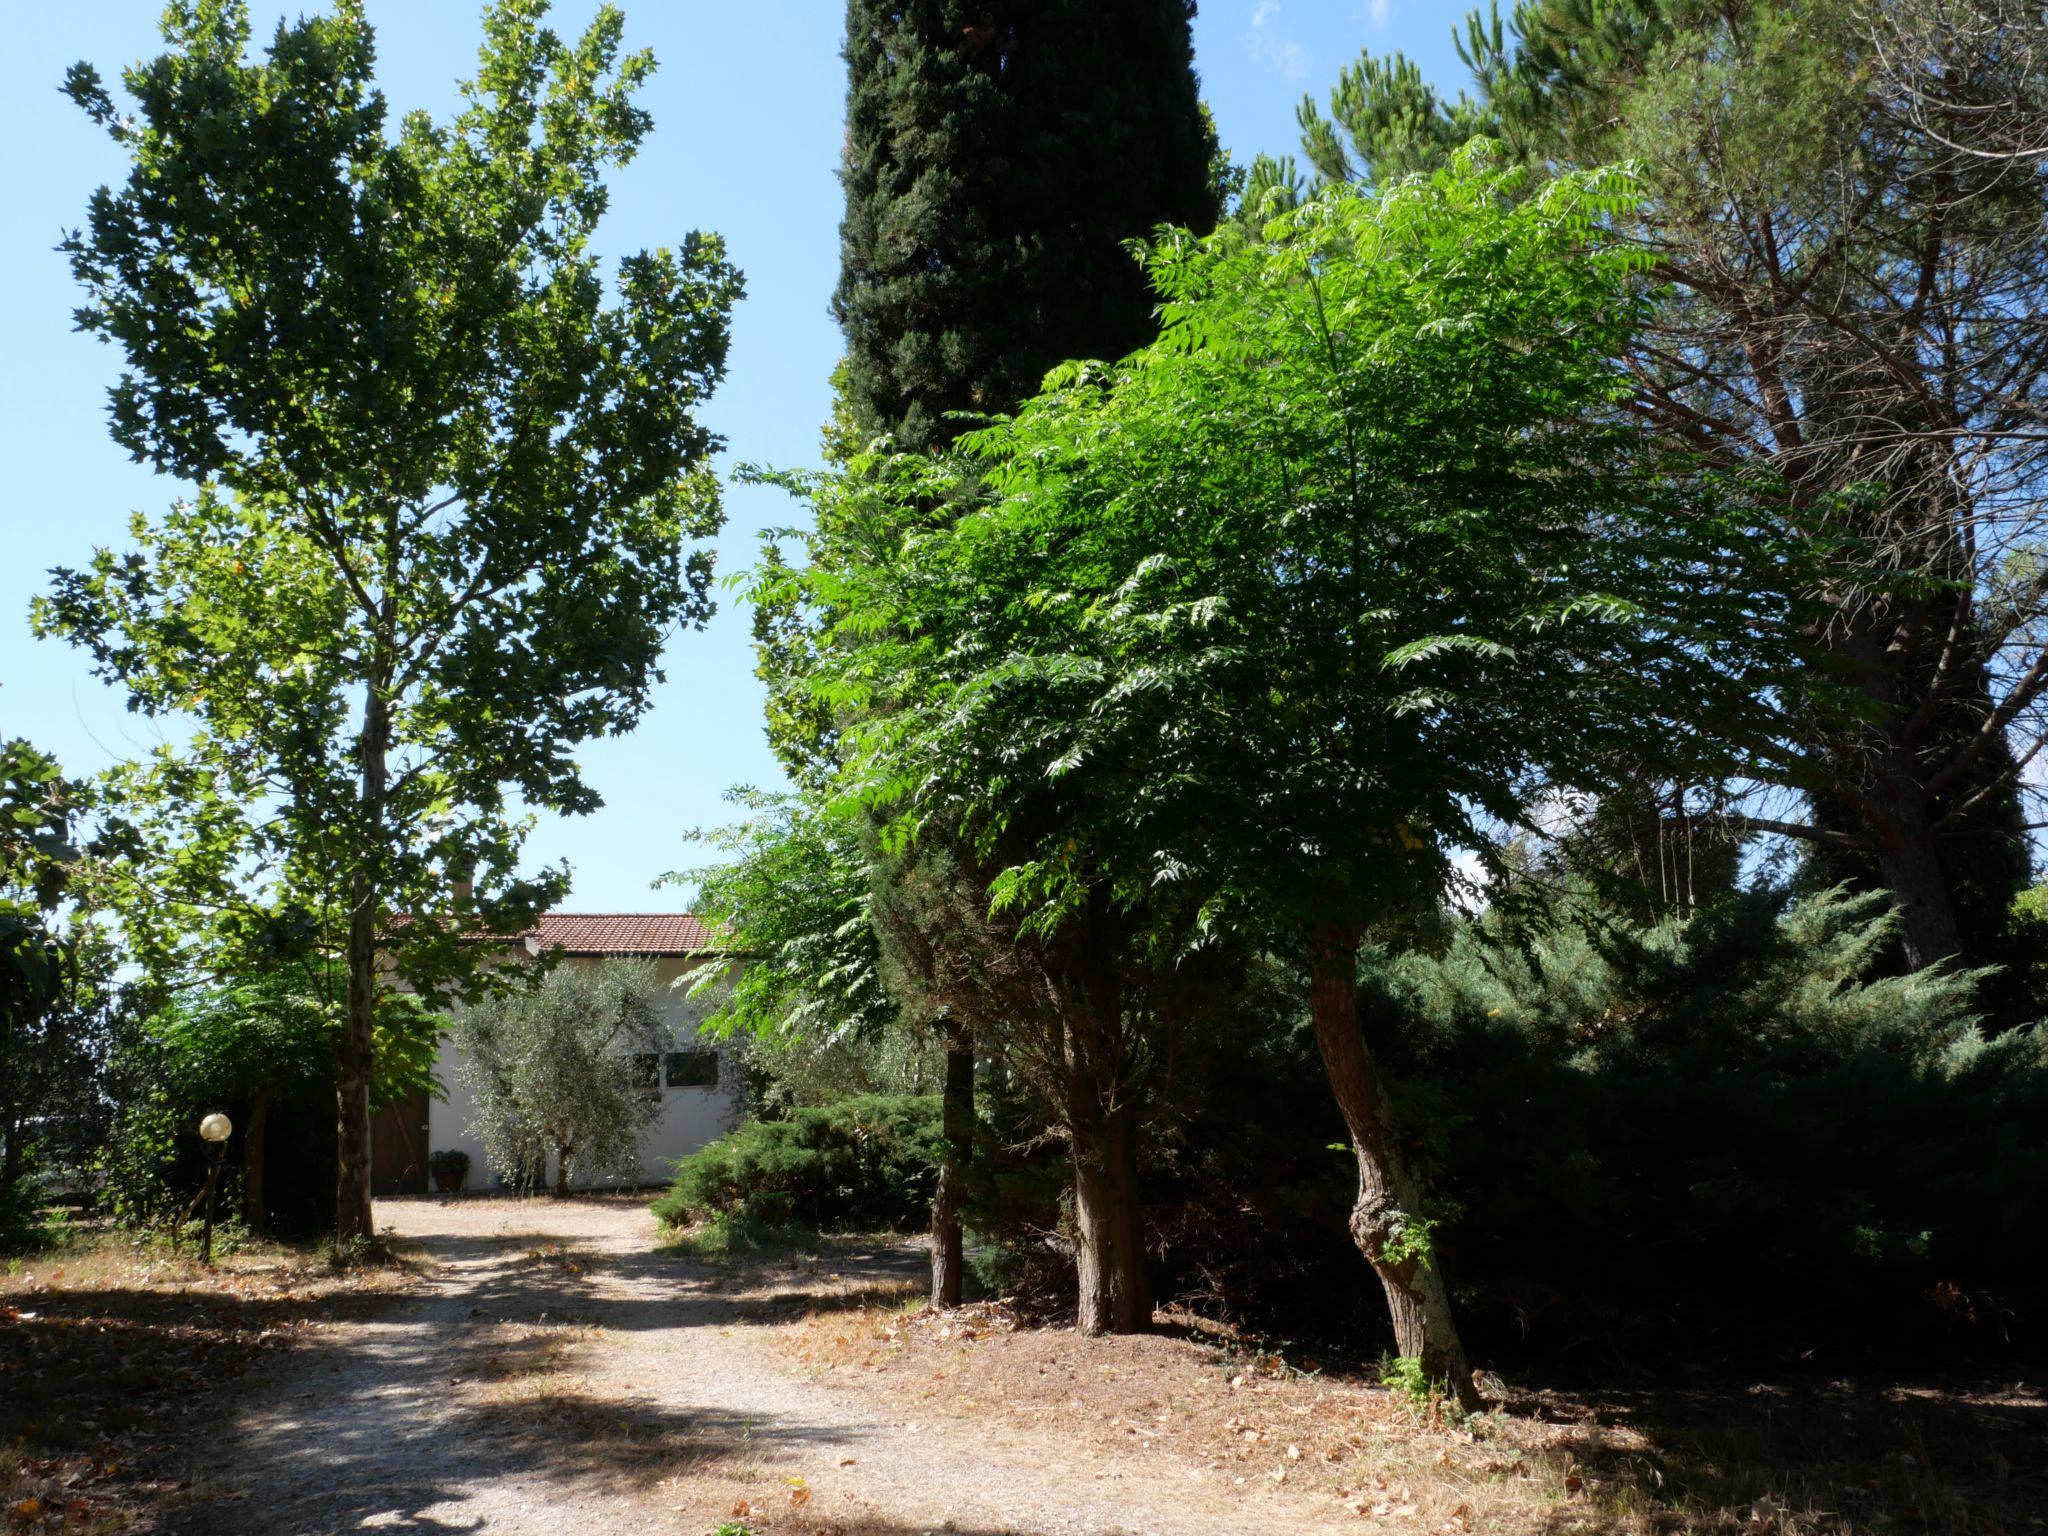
top-left (833, 0), bottom-right (1222, 452)
top-left (1290, 0), bottom-right (2047, 984)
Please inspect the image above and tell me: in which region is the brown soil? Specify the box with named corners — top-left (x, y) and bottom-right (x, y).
top-left (0, 1224), bottom-right (411, 1534)
top-left (11, 1200), bottom-right (2041, 1536)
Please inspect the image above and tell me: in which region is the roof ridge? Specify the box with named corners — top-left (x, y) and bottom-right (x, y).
top-left (531, 910), bottom-right (706, 917)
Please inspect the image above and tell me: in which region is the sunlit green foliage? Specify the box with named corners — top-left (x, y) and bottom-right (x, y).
top-left (652, 1094), bottom-right (942, 1233)
top-left (40, 0), bottom-right (741, 1233)
top-left (804, 151), bottom-right (1795, 944)
top-left (668, 789), bottom-right (894, 1049)
top-left (451, 959), bottom-right (671, 1194)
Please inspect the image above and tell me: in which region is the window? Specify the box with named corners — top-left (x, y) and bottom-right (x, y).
top-left (629, 1053), bottom-right (661, 1094)
top-left (665, 1050), bottom-right (718, 1089)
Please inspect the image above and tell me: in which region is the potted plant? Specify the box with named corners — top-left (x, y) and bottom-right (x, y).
top-left (427, 1148), bottom-right (471, 1195)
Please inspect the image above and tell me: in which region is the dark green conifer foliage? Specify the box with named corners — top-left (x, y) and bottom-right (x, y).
top-left (1289, 0), bottom-right (2047, 983)
top-left (833, 0), bottom-right (1221, 452)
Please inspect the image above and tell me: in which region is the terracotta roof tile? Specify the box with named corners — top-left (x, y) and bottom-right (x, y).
top-left (522, 912), bottom-right (722, 956)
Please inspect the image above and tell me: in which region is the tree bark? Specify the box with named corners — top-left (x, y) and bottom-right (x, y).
top-left (1067, 1075), bottom-right (1150, 1335)
top-left (336, 870), bottom-right (379, 1240)
top-left (243, 1086), bottom-right (269, 1235)
top-left (1307, 924), bottom-right (1479, 1412)
top-left (554, 1143), bottom-right (572, 1198)
top-left (1101, 1105), bottom-right (1149, 1332)
top-left (1875, 816), bottom-right (1968, 970)
top-left (930, 1016), bottom-right (973, 1309)
top-left (0, 1118), bottom-right (22, 1198)
top-left (1071, 1131), bottom-right (1116, 1336)
top-left (335, 662), bottom-right (391, 1242)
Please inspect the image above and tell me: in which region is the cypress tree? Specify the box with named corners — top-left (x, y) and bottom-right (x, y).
top-left (834, 0), bottom-right (1221, 452)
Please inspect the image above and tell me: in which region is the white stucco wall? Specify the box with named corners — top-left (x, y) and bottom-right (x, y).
top-left (428, 955), bottom-right (744, 1189)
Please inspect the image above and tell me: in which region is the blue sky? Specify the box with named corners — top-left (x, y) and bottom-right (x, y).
top-left (0, 0), bottom-right (1473, 913)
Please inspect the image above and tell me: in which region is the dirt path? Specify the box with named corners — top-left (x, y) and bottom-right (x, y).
top-left (203, 1196), bottom-right (1356, 1536)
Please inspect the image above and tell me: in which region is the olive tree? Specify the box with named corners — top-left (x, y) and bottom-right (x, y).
top-left (451, 958), bottom-right (669, 1196)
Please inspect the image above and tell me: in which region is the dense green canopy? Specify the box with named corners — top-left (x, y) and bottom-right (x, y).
top-left (833, 0), bottom-right (1222, 452)
top-left (40, 0), bottom-right (741, 1235)
top-left (778, 150), bottom-right (1812, 1392)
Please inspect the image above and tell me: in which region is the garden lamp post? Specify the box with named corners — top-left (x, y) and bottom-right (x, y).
top-left (197, 1111), bottom-right (232, 1265)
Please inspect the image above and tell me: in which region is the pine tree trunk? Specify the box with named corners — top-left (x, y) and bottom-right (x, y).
top-left (1875, 815), bottom-right (1968, 970)
top-left (1806, 533), bottom-right (2028, 981)
top-left (1307, 925), bottom-right (1478, 1412)
top-left (931, 1017), bottom-right (973, 1309)
top-left (243, 1086), bottom-right (269, 1235)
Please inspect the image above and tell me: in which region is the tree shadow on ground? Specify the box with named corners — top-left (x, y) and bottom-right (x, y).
top-left (1505, 1373), bottom-right (2044, 1534)
top-left (194, 1232), bottom-right (874, 1532)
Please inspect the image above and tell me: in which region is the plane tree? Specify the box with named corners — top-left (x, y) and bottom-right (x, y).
top-left (39, 0), bottom-right (741, 1236)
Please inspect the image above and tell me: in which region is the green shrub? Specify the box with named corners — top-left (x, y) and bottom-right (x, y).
top-left (427, 1148), bottom-right (470, 1180)
top-left (1365, 886), bottom-right (2048, 1353)
top-left (652, 1094), bottom-right (943, 1233)
top-left (1124, 885), bottom-right (2048, 1361)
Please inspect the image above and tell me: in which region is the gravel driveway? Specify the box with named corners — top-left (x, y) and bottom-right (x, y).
top-left (197, 1195), bottom-right (1351, 1536)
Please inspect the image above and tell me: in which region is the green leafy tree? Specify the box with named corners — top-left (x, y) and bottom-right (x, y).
top-left (805, 156), bottom-right (1806, 1400)
top-left (451, 958), bottom-right (670, 1195)
top-left (147, 971), bottom-right (443, 1232)
top-left (39, 0), bottom-right (742, 1237)
top-left (834, 0), bottom-right (1223, 453)
top-left (0, 737), bottom-right (116, 1234)
top-left (674, 789), bottom-right (895, 1049)
top-left (1, 738), bottom-right (78, 1097)
top-left (746, 3), bottom-right (1223, 1312)
top-left (1293, 0), bottom-right (2048, 982)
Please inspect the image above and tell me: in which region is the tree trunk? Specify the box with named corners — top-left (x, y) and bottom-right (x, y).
top-left (1307, 924), bottom-right (1479, 1412)
top-left (336, 871), bottom-right (379, 1240)
top-left (243, 1086), bottom-right (269, 1235)
top-left (1101, 1105), bottom-right (1149, 1332)
top-left (0, 1118), bottom-right (22, 1198)
top-left (1068, 1079), bottom-right (1150, 1334)
top-left (1071, 1133), bottom-right (1116, 1336)
top-left (336, 657), bottom-right (392, 1242)
top-left (930, 1017), bottom-right (973, 1309)
top-left (555, 1144), bottom-right (572, 1198)
top-left (1875, 816), bottom-right (1967, 971)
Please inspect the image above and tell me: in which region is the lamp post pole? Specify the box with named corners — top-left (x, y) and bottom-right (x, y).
top-left (197, 1112), bottom-right (233, 1265)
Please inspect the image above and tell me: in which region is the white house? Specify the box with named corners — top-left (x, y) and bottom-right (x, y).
top-left (371, 913), bottom-right (745, 1193)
